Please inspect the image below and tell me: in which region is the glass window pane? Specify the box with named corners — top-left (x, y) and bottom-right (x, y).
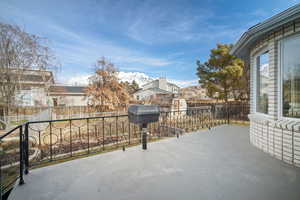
top-left (256, 52), bottom-right (269, 114)
top-left (282, 36), bottom-right (300, 118)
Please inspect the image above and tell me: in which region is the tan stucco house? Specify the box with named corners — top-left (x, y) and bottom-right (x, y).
top-left (49, 85), bottom-right (88, 106)
top-left (231, 4), bottom-right (300, 167)
top-left (133, 77), bottom-right (180, 100)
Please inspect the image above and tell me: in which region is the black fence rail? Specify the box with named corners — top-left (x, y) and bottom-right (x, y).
top-left (0, 125), bottom-right (23, 197)
top-left (0, 103), bottom-right (249, 198)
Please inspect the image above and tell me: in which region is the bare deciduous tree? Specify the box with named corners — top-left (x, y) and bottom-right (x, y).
top-left (85, 57), bottom-right (131, 112)
top-left (0, 23), bottom-right (57, 127)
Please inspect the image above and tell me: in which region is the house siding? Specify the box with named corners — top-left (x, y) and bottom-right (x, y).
top-left (248, 18), bottom-right (300, 167)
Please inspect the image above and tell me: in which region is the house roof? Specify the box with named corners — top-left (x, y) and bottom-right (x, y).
top-left (49, 85), bottom-right (86, 94)
top-left (134, 87), bottom-right (172, 95)
top-left (141, 78), bottom-right (180, 89)
top-left (20, 74), bottom-right (53, 83)
top-left (231, 3), bottom-right (300, 57)
top-left (1, 68), bottom-right (54, 84)
top-left (149, 88), bottom-right (172, 93)
top-left (167, 82), bottom-right (180, 88)
top-left (141, 79), bottom-right (158, 88)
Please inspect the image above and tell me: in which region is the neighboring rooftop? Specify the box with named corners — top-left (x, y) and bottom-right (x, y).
top-left (134, 87), bottom-right (172, 94)
top-left (20, 74), bottom-right (53, 83)
top-left (141, 77), bottom-right (180, 89)
top-left (49, 85), bottom-right (86, 94)
top-left (179, 85), bottom-right (209, 100)
top-left (1, 68), bottom-right (54, 84)
top-left (9, 125), bottom-right (300, 200)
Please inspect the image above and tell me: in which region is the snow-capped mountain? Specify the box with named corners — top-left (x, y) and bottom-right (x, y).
top-left (64, 72), bottom-right (153, 87)
top-left (64, 71), bottom-right (195, 88)
top-left (117, 72), bottom-right (153, 86)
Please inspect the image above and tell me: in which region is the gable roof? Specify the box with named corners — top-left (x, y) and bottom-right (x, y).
top-left (231, 3), bottom-right (300, 57)
top-left (141, 79), bottom-right (158, 88)
top-left (167, 82), bottom-right (180, 88)
top-left (20, 74), bottom-right (53, 83)
top-left (141, 78), bottom-right (180, 89)
top-left (134, 87), bottom-right (171, 95)
top-left (148, 87), bottom-right (172, 93)
top-left (0, 68), bottom-right (54, 84)
top-left (49, 85), bottom-right (86, 94)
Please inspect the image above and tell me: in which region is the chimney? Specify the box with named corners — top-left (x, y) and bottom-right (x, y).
top-left (158, 77), bottom-right (167, 91)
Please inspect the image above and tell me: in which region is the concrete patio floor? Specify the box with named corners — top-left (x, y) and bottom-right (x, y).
top-left (9, 125), bottom-right (300, 200)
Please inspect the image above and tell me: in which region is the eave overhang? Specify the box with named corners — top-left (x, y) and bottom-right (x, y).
top-left (231, 3), bottom-right (300, 58)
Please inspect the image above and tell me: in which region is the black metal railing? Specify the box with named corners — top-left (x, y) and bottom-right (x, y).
top-left (0, 103), bottom-right (249, 198)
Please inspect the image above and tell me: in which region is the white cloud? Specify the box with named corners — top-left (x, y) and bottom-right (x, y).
top-left (126, 9), bottom-right (206, 44)
top-left (251, 9), bottom-right (269, 18)
top-left (64, 74), bottom-right (90, 86)
top-left (49, 25), bottom-right (173, 69)
top-left (0, 1), bottom-right (207, 87)
top-left (123, 2), bottom-right (244, 45)
top-left (0, 2), bottom-right (173, 70)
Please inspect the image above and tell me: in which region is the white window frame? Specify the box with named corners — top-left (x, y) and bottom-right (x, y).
top-left (278, 33), bottom-right (300, 121)
top-left (253, 46), bottom-right (270, 117)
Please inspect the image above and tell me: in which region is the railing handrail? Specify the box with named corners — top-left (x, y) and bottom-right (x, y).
top-left (0, 104), bottom-right (249, 198)
top-left (0, 104), bottom-right (250, 140)
top-left (1, 106), bottom-right (224, 137)
top-left (0, 124), bottom-right (22, 140)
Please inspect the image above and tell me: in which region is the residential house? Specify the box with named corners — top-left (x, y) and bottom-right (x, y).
top-left (150, 93), bottom-right (187, 114)
top-left (231, 4), bottom-right (300, 167)
top-left (179, 85), bottom-right (210, 100)
top-left (48, 85), bottom-right (88, 106)
top-left (133, 77), bottom-right (180, 100)
top-left (14, 69), bottom-right (54, 106)
top-left (2, 68), bottom-right (89, 107)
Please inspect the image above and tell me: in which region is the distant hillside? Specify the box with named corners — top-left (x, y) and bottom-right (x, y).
top-left (179, 85), bottom-right (209, 100)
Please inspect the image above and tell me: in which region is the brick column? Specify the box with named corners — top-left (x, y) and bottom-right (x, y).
top-left (268, 40), bottom-right (278, 120)
top-left (249, 54), bottom-right (255, 114)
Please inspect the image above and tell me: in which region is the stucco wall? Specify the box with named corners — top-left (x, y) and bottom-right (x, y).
top-left (16, 88), bottom-right (48, 106)
top-left (133, 89), bottom-right (157, 100)
top-left (50, 95), bottom-right (88, 106)
top-left (143, 80), bottom-right (159, 90)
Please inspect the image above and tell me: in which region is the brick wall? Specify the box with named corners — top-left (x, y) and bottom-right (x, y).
top-left (249, 119), bottom-right (300, 167)
top-left (248, 18), bottom-right (300, 167)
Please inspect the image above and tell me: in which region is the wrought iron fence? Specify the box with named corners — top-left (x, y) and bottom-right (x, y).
top-left (0, 105), bottom-right (128, 131)
top-left (0, 103), bottom-right (249, 198)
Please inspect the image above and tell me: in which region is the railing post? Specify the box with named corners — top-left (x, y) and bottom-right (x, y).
top-left (211, 104), bottom-right (216, 127)
top-left (128, 121), bottom-right (131, 145)
top-left (19, 125), bottom-right (24, 185)
top-left (102, 118), bottom-right (105, 151)
top-left (87, 119), bottom-right (90, 154)
top-left (49, 122), bottom-right (53, 161)
top-left (292, 126), bottom-right (294, 165)
top-left (116, 116), bottom-right (118, 148)
top-left (69, 120), bottom-right (72, 157)
top-left (0, 140), bottom-right (3, 200)
top-left (24, 123), bottom-right (29, 174)
top-left (141, 123), bottom-right (147, 150)
top-left (227, 103), bottom-right (230, 124)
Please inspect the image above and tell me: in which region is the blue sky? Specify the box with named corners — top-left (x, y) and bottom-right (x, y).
top-left (0, 0), bottom-right (299, 86)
